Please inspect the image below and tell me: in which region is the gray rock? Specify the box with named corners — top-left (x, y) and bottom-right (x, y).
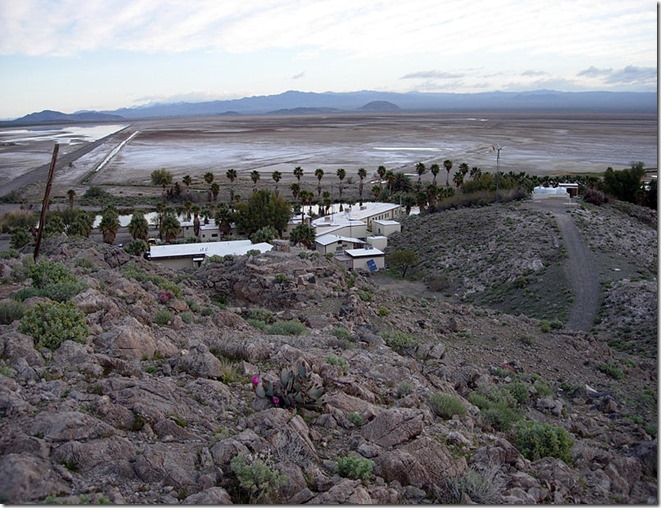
top-left (183, 487), bottom-right (233, 504)
top-left (360, 408), bottom-right (425, 447)
top-left (0, 453), bottom-right (71, 503)
top-left (30, 411), bottom-right (115, 442)
top-left (133, 443), bottom-right (200, 488)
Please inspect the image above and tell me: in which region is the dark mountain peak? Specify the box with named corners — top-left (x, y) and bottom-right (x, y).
top-left (358, 100), bottom-right (401, 112)
top-left (12, 110), bottom-right (124, 125)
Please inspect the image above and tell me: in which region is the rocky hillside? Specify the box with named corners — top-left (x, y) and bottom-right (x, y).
top-left (0, 203), bottom-right (657, 503)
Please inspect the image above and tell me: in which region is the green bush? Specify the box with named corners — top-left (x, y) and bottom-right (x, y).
top-left (245, 307), bottom-right (275, 324)
top-left (376, 305), bottom-right (390, 316)
top-left (19, 301), bottom-right (88, 350)
top-left (396, 381), bottom-right (413, 398)
top-left (180, 312), bottom-right (194, 324)
top-left (125, 239), bottom-right (148, 256)
top-left (382, 330), bottom-right (418, 354)
top-left (330, 326), bottom-right (352, 341)
top-left (336, 455), bottom-right (374, 481)
top-left (514, 421), bottom-right (573, 463)
top-left (28, 260), bottom-right (77, 288)
top-left (267, 319), bottom-right (306, 336)
top-left (428, 392), bottom-right (467, 419)
top-left (506, 382), bottom-right (530, 405)
top-left (325, 354), bottom-right (348, 373)
top-left (468, 386), bottom-right (523, 432)
top-left (0, 300), bottom-right (26, 324)
top-left (347, 412), bottom-right (364, 426)
top-left (230, 454), bottom-right (286, 503)
top-left (246, 318), bottom-right (268, 331)
top-left (154, 309), bottom-right (174, 326)
top-left (597, 363), bottom-right (625, 380)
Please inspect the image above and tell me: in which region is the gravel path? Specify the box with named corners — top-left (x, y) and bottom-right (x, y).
top-left (525, 197), bottom-right (601, 331)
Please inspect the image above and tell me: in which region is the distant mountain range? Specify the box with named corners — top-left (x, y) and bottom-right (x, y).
top-left (6, 90), bottom-right (657, 124)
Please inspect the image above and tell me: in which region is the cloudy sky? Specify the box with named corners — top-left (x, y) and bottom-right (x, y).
top-left (0, 0), bottom-right (657, 119)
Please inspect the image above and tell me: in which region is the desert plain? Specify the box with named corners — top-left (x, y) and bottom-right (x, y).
top-left (0, 110), bottom-right (657, 202)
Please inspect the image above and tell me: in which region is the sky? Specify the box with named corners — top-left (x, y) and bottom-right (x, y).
top-left (0, 0), bottom-right (657, 119)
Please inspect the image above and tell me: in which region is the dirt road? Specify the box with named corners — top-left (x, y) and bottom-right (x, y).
top-left (523, 197), bottom-right (601, 332)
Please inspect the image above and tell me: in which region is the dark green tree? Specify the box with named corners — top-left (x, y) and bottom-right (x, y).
top-left (235, 189), bottom-right (292, 238)
top-left (290, 224), bottom-right (316, 249)
top-left (160, 210), bottom-right (181, 243)
top-left (99, 206), bottom-right (120, 244)
top-left (386, 249), bottom-right (419, 277)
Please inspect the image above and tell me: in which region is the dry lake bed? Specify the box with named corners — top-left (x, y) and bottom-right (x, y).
top-left (0, 111), bottom-right (657, 200)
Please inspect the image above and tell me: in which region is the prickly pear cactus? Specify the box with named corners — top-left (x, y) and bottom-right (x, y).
top-left (253, 363), bottom-right (324, 410)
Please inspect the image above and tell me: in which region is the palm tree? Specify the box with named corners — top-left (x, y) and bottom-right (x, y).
top-left (290, 224), bottom-right (316, 249)
top-left (322, 190), bottom-right (332, 214)
top-left (443, 159), bottom-right (453, 187)
top-left (293, 166), bottom-right (303, 183)
top-left (453, 171), bottom-right (464, 188)
top-left (214, 202), bottom-right (232, 238)
top-left (314, 168), bottom-right (324, 202)
top-left (192, 205), bottom-right (201, 237)
top-left (272, 171), bottom-right (282, 196)
top-left (226, 168), bottom-right (237, 205)
top-left (66, 189), bottom-right (76, 209)
top-left (290, 182), bottom-right (301, 201)
top-left (128, 209), bottom-right (149, 241)
top-left (204, 172), bottom-right (214, 186)
top-left (357, 168), bottom-right (367, 206)
top-left (372, 185), bottom-right (381, 200)
top-left (250, 170), bottom-right (260, 193)
top-left (377, 165), bottom-right (387, 195)
top-left (99, 206), bottom-right (120, 244)
top-left (299, 189), bottom-right (314, 217)
top-left (182, 175), bottom-right (192, 200)
top-left (415, 162), bottom-right (426, 189)
top-left (470, 166), bottom-right (482, 180)
top-left (430, 163), bottom-right (440, 187)
top-left (210, 182), bottom-right (220, 201)
top-left (184, 200), bottom-right (193, 220)
top-left (161, 210), bottom-right (181, 243)
top-left (459, 162), bottom-right (469, 179)
top-left (336, 168), bottom-right (346, 210)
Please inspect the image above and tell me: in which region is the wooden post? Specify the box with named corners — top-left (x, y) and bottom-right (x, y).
top-left (33, 143), bottom-right (59, 262)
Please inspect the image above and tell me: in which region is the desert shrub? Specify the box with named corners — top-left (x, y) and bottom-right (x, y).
top-left (506, 382), bottom-right (530, 405)
top-left (396, 381), bottom-right (413, 398)
top-left (330, 326), bottom-right (352, 341)
top-left (376, 305), bottom-right (390, 316)
top-left (448, 464), bottom-right (504, 504)
top-left (428, 392), bottom-right (467, 419)
top-left (427, 274), bottom-right (450, 292)
top-left (180, 312), bottom-right (194, 324)
top-left (382, 330), bottom-right (418, 354)
top-left (468, 386), bottom-right (523, 431)
top-left (120, 263), bottom-right (182, 299)
top-left (246, 318), bottom-right (268, 331)
top-left (267, 319), bottom-right (306, 336)
top-left (582, 188), bottom-right (609, 206)
top-left (28, 260), bottom-right (77, 288)
top-left (514, 421), bottom-right (573, 463)
top-left (0, 249), bottom-right (19, 260)
top-left (230, 454), bottom-right (286, 504)
top-left (19, 301), bottom-right (88, 350)
top-left (11, 228), bottom-right (32, 249)
top-left (245, 307), bottom-right (275, 324)
top-left (124, 239), bottom-right (148, 256)
top-left (325, 354), bottom-right (348, 373)
top-left (597, 363), bottom-right (624, 380)
top-left (0, 300), bottom-right (26, 324)
top-left (347, 412), bottom-right (364, 426)
top-left (336, 455), bottom-right (374, 481)
top-left (154, 309), bottom-right (173, 326)
top-left (539, 321), bottom-right (551, 333)
top-left (246, 249), bottom-right (261, 257)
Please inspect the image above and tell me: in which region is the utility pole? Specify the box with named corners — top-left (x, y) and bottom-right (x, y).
top-left (33, 143), bottom-right (59, 262)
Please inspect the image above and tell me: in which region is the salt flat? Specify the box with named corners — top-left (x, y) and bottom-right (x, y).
top-left (0, 111), bottom-right (656, 198)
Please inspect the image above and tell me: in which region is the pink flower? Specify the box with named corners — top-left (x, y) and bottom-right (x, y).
top-left (251, 376), bottom-right (260, 386)
top-left (272, 397), bottom-right (280, 406)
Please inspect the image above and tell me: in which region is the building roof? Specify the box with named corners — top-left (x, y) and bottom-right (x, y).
top-left (315, 234), bottom-right (365, 246)
top-left (372, 219), bottom-right (400, 226)
top-left (149, 240), bottom-right (272, 259)
top-left (311, 202), bottom-right (402, 228)
top-left (345, 247), bottom-right (385, 258)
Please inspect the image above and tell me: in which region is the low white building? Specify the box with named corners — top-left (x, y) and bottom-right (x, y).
top-left (339, 246), bottom-right (385, 272)
top-left (311, 202), bottom-right (402, 236)
top-left (372, 219), bottom-right (401, 237)
top-left (148, 240), bottom-right (273, 269)
top-left (315, 234), bottom-right (365, 255)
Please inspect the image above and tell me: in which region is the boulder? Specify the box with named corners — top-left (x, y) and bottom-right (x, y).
top-left (174, 344), bottom-right (225, 379)
top-left (360, 408), bottom-right (425, 448)
top-left (0, 453), bottom-right (71, 503)
top-left (50, 437), bottom-right (137, 474)
top-left (307, 479), bottom-right (372, 504)
top-left (133, 443), bottom-right (200, 488)
top-left (183, 487), bottom-right (233, 504)
top-left (30, 411), bottom-right (115, 442)
top-left (1, 331), bottom-right (45, 367)
top-left (97, 316), bottom-right (159, 360)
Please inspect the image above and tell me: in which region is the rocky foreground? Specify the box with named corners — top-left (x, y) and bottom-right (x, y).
top-left (0, 208), bottom-right (657, 503)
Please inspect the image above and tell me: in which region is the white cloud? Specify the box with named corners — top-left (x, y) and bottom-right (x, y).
top-left (0, 0), bottom-right (655, 64)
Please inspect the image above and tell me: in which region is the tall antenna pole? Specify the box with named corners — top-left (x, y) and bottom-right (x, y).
top-left (33, 143), bottom-right (59, 262)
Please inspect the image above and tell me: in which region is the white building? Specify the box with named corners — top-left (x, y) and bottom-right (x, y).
top-left (336, 246), bottom-right (385, 272)
top-left (311, 202), bottom-right (402, 238)
top-left (372, 219), bottom-right (401, 237)
top-left (315, 234), bottom-right (365, 256)
top-left (148, 240), bottom-right (273, 269)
